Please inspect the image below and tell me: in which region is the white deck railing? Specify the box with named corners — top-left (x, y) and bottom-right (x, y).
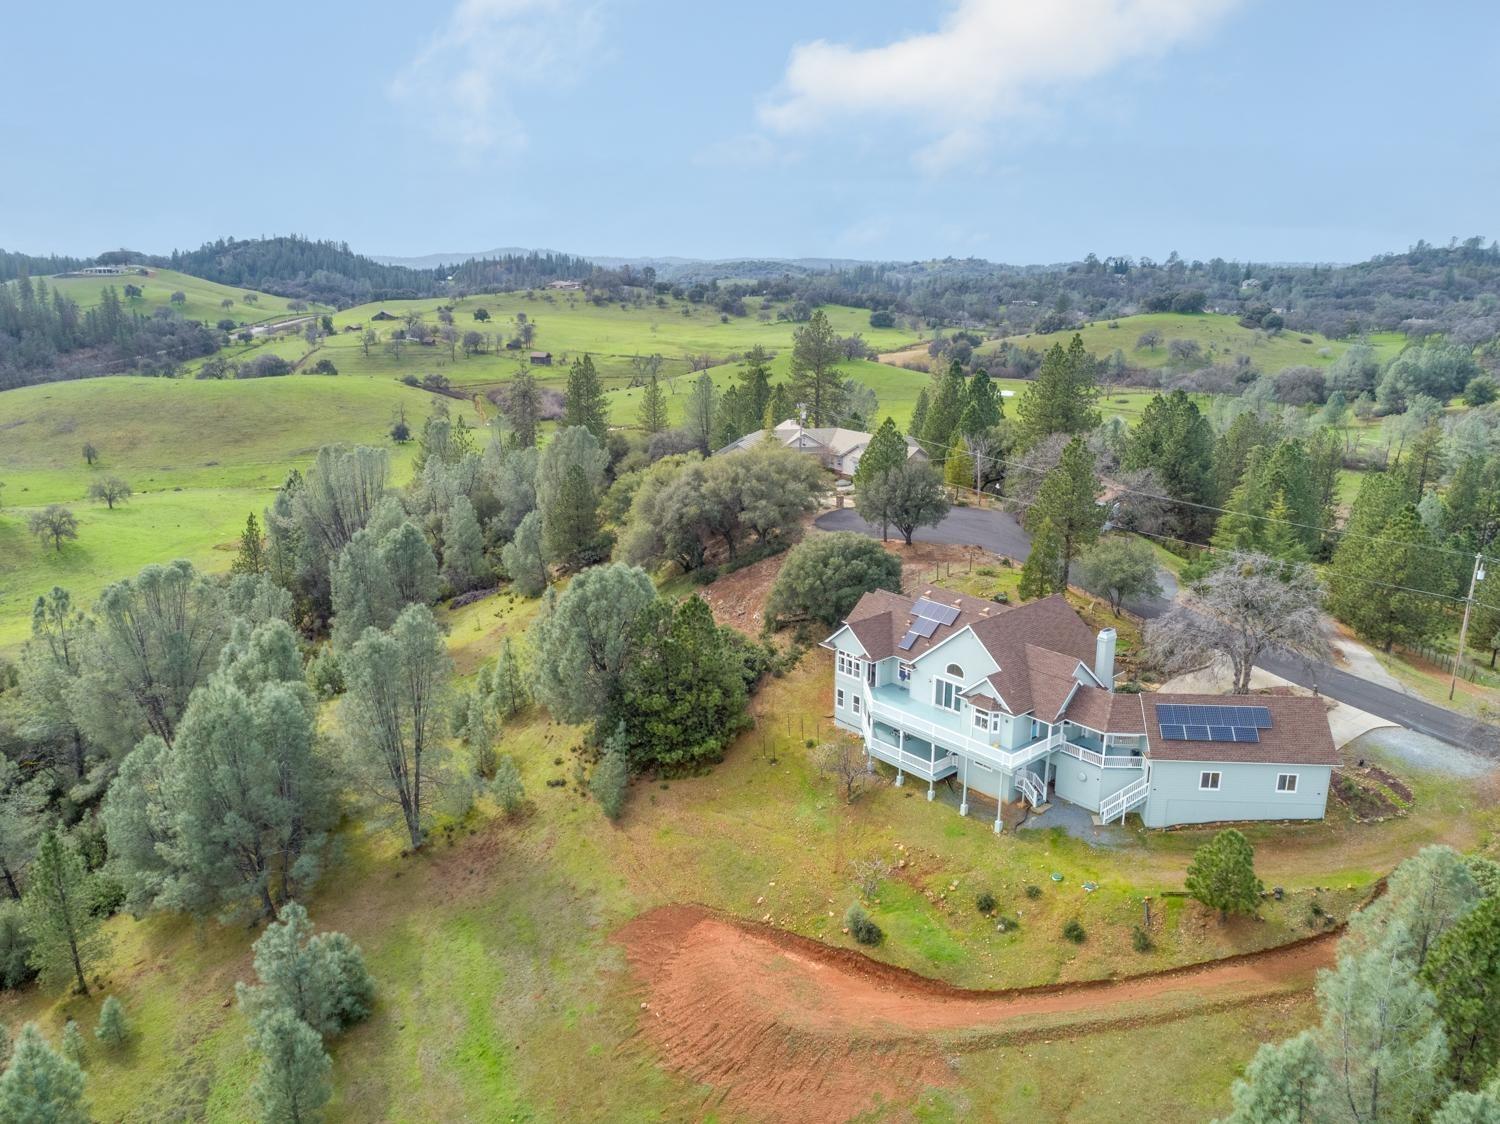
top-left (1057, 742), bottom-right (1147, 769)
top-left (1099, 772), bottom-right (1151, 824)
top-left (1016, 770), bottom-right (1046, 808)
top-left (863, 686), bottom-right (1058, 772)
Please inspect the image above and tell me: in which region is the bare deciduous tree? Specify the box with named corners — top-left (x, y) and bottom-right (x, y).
top-left (816, 740), bottom-right (869, 804)
top-left (1146, 553), bottom-right (1328, 693)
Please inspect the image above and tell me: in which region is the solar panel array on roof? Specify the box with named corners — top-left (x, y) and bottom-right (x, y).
top-left (912, 597), bottom-right (960, 626)
top-left (1156, 701), bottom-right (1265, 744)
top-left (898, 630), bottom-right (920, 651)
top-left (1156, 704), bottom-right (1272, 728)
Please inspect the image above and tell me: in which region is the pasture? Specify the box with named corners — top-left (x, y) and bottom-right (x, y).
top-left (44, 268), bottom-right (311, 327)
top-left (0, 376), bottom-right (432, 651)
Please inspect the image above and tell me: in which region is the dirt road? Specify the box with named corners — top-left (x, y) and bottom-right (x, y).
top-left (617, 904), bottom-right (1335, 1123)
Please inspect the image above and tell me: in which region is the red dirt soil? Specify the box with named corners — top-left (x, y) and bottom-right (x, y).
top-left (615, 904), bottom-right (1336, 1123)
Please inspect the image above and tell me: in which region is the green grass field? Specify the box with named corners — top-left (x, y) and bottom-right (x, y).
top-left (214, 291), bottom-right (924, 392)
top-left (42, 268), bottom-right (314, 327)
top-left (973, 312), bottom-right (1406, 373)
top-left (0, 376), bottom-right (434, 652)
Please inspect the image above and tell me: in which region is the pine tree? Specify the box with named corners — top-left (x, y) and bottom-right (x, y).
top-left (500, 511), bottom-right (547, 598)
top-left (638, 373), bottom-right (668, 434)
top-left (231, 513), bottom-right (267, 575)
top-left (484, 637), bottom-right (530, 718)
top-left (713, 385), bottom-right (743, 448)
top-left (1421, 896), bottom-right (1500, 1087)
top-left (1123, 389), bottom-right (1214, 536)
top-left (491, 756), bottom-right (526, 817)
top-left (1024, 436), bottom-right (1103, 586)
top-left (0, 1023), bottom-right (88, 1124)
top-left (591, 723), bottom-right (630, 820)
top-left (921, 362), bottom-right (968, 461)
top-left (21, 831), bottom-right (107, 995)
top-left (1331, 500), bottom-right (1445, 652)
top-left (739, 345), bottom-right (773, 427)
top-left (248, 1007), bottom-right (331, 1124)
top-left (564, 354), bottom-right (608, 442)
top-left (541, 462), bottom-right (602, 567)
top-left (60, 1020), bottom-right (84, 1067)
top-left (854, 418), bottom-right (909, 487)
top-left (95, 995), bottom-right (128, 1047)
top-left (379, 522), bottom-right (440, 607)
top-left (502, 368), bottom-right (541, 449)
top-left (943, 446), bottom-right (975, 489)
top-left (683, 372), bottom-right (718, 452)
top-left (236, 901), bottom-right (375, 1038)
top-left (1019, 517), bottom-right (1063, 600)
top-left (963, 368), bottom-right (1003, 431)
top-left (787, 309), bottom-right (845, 425)
top-left (1016, 334), bottom-right (1101, 447)
top-left (907, 386), bottom-right (929, 442)
top-left (440, 496), bottom-right (489, 594)
top-left (1185, 829), bottom-right (1263, 921)
top-left (1220, 1030), bottom-right (1328, 1124)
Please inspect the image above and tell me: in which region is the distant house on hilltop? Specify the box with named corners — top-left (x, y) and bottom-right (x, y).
top-left (79, 264), bottom-right (129, 276)
top-left (716, 419), bottom-right (925, 478)
top-left (546, 280), bottom-right (582, 291)
top-left (371, 310), bottom-right (398, 321)
top-left (530, 350), bottom-right (553, 366)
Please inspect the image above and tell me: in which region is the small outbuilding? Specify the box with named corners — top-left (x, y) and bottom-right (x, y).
top-left (530, 351), bottom-right (553, 366)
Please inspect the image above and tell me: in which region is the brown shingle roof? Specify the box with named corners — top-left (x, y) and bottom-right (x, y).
top-left (969, 596), bottom-right (1098, 715)
top-left (838, 587), bottom-right (1012, 663)
top-left (1142, 693), bottom-right (1338, 766)
top-left (1064, 688), bottom-right (1149, 733)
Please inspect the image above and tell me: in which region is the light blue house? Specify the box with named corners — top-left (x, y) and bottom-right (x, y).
top-left (822, 589), bottom-right (1338, 830)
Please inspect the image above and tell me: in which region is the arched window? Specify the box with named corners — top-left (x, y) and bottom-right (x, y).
top-left (946, 663), bottom-right (964, 679)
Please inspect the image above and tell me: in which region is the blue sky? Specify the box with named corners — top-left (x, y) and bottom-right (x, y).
top-left (5, 0), bottom-right (1497, 264)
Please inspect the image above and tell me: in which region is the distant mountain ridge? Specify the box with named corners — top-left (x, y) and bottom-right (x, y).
top-left (373, 247), bottom-right (881, 281)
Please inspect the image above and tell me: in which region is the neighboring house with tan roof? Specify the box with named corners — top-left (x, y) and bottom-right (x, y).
top-left (822, 589), bottom-right (1337, 830)
top-left (715, 419), bottom-right (926, 478)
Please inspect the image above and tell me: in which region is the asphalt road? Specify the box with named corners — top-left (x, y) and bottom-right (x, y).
top-left (815, 506), bottom-right (1491, 751)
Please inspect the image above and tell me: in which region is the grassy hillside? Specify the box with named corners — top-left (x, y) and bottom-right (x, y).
top-left (880, 312), bottom-right (1405, 376)
top-left (210, 292), bottom-right (923, 391)
top-left (44, 268), bottom-right (312, 326)
top-left (0, 586), bottom-right (1484, 1121)
top-left (0, 377), bottom-right (435, 651)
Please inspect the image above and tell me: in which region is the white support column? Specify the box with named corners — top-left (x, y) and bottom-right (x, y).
top-left (926, 777), bottom-right (935, 801)
top-left (895, 729), bottom-right (905, 786)
top-left (959, 756), bottom-right (970, 817)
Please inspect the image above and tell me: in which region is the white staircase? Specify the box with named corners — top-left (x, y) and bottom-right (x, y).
top-left (1016, 769), bottom-right (1046, 809)
top-left (1099, 771), bottom-right (1150, 825)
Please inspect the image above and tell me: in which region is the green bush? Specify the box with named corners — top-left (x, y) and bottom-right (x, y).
top-left (1024, 884), bottom-right (1042, 900)
top-left (765, 533), bottom-right (902, 630)
top-left (0, 903), bottom-right (35, 990)
top-left (844, 903), bottom-right (884, 946)
top-left (1131, 926), bottom-right (1153, 953)
top-left (491, 756), bottom-right (526, 817)
top-left (1062, 919), bottom-right (1087, 943)
top-left (975, 890), bottom-right (997, 915)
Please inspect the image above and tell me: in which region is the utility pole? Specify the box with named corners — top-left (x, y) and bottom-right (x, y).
top-left (1450, 552), bottom-right (1486, 700)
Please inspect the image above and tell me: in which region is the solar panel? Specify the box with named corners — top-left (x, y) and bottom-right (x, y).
top-left (1184, 724), bottom-right (1211, 740)
top-left (1158, 704), bottom-right (1273, 729)
top-left (1233, 727), bottom-right (1261, 743)
top-left (898, 630), bottom-right (920, 651)
top-left (909, 616), bottom-right (939, 639)
top-left (912, 597), bottom-right (961, 626)
top-left (1159, 724), bottom-right (1186, 740)
top-left (1209, 726), bottom-right (1234, 740)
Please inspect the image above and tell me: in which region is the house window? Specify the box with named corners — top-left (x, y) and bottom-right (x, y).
top-left (972, 710), bottom-right (991, 732)
top-left (1199, 771), bottom-right (1222, 791)
top-left (934, 678), bottom-right (962, 712)
top-left (972, 760), bottom-right (994, 773)
top-left (898, 661), bottom-right (913, 683)
top-left (836, 688), bottom-right (845, 709)
top-left (852, 695), bottom-right (862, 716)
top-left (836, 652), bottom-right (863, 678)
top-left (946, 664), bottom-right (965, 679)
top-left (1276, 773), bottom-right (1298, 794)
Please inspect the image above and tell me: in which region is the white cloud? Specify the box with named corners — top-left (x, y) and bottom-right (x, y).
top-left (758, 0), bottom-right (1240, 158)
top-left (390, 0), bottom-right (603, 152)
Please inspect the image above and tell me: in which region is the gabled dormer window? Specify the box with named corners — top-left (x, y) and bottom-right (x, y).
top-left (946, 664), bottom-right (965, 679)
